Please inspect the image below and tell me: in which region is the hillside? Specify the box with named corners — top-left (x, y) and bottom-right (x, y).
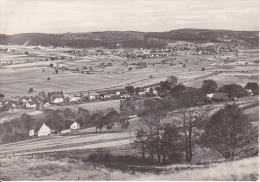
top-left (0, 29), bottom-right (258, 48)
top-left (0, 154), bottom-right (258, 180)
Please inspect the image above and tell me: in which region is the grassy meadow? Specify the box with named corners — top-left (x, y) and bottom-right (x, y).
top-left (0, 154), bottom-right (258, 181)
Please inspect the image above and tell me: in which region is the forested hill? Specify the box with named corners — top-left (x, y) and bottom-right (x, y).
top-left (0, 29), bottom-right (258, 48)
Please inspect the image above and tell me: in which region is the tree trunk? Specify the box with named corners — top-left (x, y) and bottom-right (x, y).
top-left (185, 138), bottom-right (189, 163)
top-left (162, 154), bottom-right (166, 164)
top-left (100, 128), bottom-right (101, 133)
top-left (157, 149), bottom-right (161, 163)
top-left (142, 145), bottom-right (145, 160)
top-left (188, 126), bottom-right (192, 162)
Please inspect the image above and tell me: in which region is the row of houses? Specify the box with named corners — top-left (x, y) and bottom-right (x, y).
top-left (1, 75), bottom-right (178, 113)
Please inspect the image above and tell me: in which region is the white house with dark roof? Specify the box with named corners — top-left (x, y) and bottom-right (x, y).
top-left (70, 121), bottom-right (80, 130)
top-left (29, 123), bottom-right (51, 137)
top-left (61, 120), bottom-right (80, 135)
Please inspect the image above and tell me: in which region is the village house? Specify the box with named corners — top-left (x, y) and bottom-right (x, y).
top-left (48, 91), bottom-right (64, 101)
top-left (52, 97), bottom-right (64, 103)
top-left (114, 89), bottom-right (127, 96)
top-left (206, 93), bottom-right (214, 100)
top-left (29, 123), bottom-right (51, 137)
top-left (61, 120), bottom-right (80, 135)
top-left (136, 87), bottom-right (146, 95)
top-left (69, 97), bottom-right (81, 102)
top-left (20, 97), bottom-right (31, 104)
top-left (43, 101), bottom-right (50, 108)
top-left (26, 101), bottom-right (37, 109)
top-left (70, 121), bottom-right (80, 130)
top-left (88, 95), bottom-right (96, 101)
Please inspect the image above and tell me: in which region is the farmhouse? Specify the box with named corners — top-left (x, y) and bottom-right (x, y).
top-left (61, 120), bottom-right (80, 134)
top-left (29, 123), bottom-right (51, 137)
top-left (70, 121), bottom-right (80, 130)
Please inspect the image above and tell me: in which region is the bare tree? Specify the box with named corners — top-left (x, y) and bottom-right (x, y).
top-left (173, 93), bottom-right (212, 163)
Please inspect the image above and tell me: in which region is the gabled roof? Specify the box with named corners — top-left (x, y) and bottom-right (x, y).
top-left (65, 119), bottom-right (77, 129)
top-left (28, 101), bottom-right (37, 105)
top-left (30, 123), bottom-right (44, 132)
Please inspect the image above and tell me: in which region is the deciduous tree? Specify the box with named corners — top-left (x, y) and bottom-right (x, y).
top-left (202, 104), bottom-right (256, 160)
top-left (201, 79), bottom-right (218, 94)
top-left (244, 82), bottom-right (259, 95)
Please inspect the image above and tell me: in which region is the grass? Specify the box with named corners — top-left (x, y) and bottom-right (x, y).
top-left (0, 155), bottom-right (258, 181)
top-left (127, 156), bottom-right (259, 181)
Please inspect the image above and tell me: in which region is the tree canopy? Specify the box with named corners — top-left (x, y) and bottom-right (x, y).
top-left (244, 82), bottom-right (259, 95)
top-left (201, 79), bottom-right (218, 94)
top-left (218, 83), bottom-right (248, 98)
top-left (202, 104), bottom-right (256, 160)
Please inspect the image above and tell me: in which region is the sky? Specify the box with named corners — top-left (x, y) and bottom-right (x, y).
top-left (0, 0), bottom-right (259, 34)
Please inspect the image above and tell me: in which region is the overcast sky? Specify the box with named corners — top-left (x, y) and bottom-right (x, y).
top-left (0, 0), bottom-right (259, 34)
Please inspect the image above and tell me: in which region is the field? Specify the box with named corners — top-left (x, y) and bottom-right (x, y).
top-left (0, 45), bottom-right (258, 98)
